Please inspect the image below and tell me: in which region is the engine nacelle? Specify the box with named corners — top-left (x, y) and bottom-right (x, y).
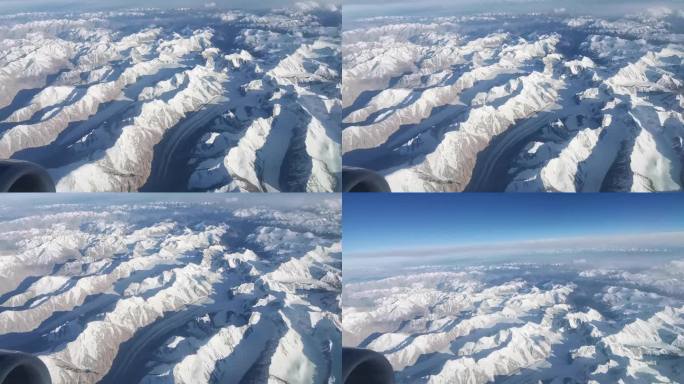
top-left (0, 350), bottom-right (51, 384)
top-left (342, 167), bottom-right (391, 192)
top-left (0, 160), bottom-right (56, 192)
top-left (343, 348), bottom-right (394, 384)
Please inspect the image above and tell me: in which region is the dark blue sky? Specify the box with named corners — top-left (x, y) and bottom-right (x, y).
top-left (343, 193), bottom-right (684, 255)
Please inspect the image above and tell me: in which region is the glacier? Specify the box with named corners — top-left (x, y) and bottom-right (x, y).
top-left (0, 194), bottom-right (342, 384)
top-left (343, 252), bottom-right (684, 383)
top-left (342, 10), bottom-right (684, 192)
top-left (0, 3), bottom-right (341, 192)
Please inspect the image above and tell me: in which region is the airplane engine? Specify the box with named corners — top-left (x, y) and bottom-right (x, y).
top-left (0, 350), bottom-right (51, 384)
top-left (342, 167), bottom-right (391, 192)
top-left (343, 348), bottom-right (394, 384)
top-left (0, 160), bottom-right (56, 192)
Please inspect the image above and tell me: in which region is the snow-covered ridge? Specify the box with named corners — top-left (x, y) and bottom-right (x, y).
top-left (343, 260), bottom-right (684, 383)
top-left (0, 6), bottom-right (341, 192)
top-left (342, 12), bottom-right (684, 192)
top-left (0, 195), bottom-right (341, 384)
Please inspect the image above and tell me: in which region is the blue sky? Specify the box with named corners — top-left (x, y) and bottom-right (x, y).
top-left (343, 193), bottom-right (684, 257)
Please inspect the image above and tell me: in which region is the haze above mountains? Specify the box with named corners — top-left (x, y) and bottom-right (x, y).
top-left (0, 1), bottom-right (340, 13)
top-left (343, 0), bottom-right (684, 22)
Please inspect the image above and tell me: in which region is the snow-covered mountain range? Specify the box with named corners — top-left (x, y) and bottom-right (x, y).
top-left (342, 10), bottom-right (684, 192)
top-left (0, 4), bottom-right (341, 192)
top-left (343, 254), bottom-right (684, 383)
top-left (0, 194), bottom-right (342, 383)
